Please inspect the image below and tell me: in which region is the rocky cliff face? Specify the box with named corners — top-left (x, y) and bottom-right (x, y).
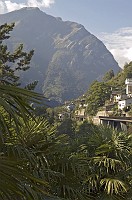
top-left (0, 7), bottom-right (120, 102)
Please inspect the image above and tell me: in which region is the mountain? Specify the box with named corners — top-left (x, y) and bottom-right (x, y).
top-left (0, 7), bottom-right (120, 102)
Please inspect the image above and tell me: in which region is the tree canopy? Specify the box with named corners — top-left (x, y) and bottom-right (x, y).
top-left (0, 23), bottom-right (38, 89)
top-left (86, 81), bottom-right (111, 115)
top-left (103, 69), bottom-right (114, 82)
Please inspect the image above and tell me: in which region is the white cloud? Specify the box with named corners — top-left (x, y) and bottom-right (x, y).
top-left (0, 1), bottom-right (7, 13)
top-left (0, 0), bottom-right (55, 14)
top-left (98, 27), bottom-right (132, 68)
top-left (4, 1), bottom-right (26, 12)
top-left (27, 0), bottom-right (55, 8)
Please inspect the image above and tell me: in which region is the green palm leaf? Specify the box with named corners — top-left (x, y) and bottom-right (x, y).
top-left (100, 178), bottom-right (128, 195)
top-left (0, 84), bottom-right (42, 135)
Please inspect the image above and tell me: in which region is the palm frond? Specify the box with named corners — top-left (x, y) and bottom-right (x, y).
top-left (100, 178), bottom-right (128, 195)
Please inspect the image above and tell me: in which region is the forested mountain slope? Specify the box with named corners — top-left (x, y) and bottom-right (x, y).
top-left (0, 7), bottom-right (120, 102)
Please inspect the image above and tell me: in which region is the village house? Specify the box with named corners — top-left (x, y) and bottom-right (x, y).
top-left (59, 79), bottom-right (132, 122)
top-left (118, 98), bottom-right (132, 110)
top-left (74, 108), bottom-right (87, 121)
top-left (125, 78), bottom-right (132, 97)
top-left (117, 78), bottom-right (132, 110)
top-left (110, 91), bottom-right (127, 103)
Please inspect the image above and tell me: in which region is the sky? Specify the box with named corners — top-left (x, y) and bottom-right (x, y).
top-left (0, 0), bottom-right (132, 68)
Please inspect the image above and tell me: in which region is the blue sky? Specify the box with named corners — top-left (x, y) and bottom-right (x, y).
top-left (2, 0), bottom-right (131, 34)
top-left (43, 0), bottom-right (132, 34)
top-left (0, 0), bottom-right (132, 67)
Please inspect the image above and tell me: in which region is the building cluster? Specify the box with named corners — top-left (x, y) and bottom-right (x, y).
top-left (111, 78), bottom-right (132, 111)
top-left (58, 78), bottom-right (132, 122)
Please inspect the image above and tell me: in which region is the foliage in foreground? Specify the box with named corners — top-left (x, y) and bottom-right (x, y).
top-left (0, 89), bottom-right (131, 200)
top-left (0, 22), bottom-right (131, 200)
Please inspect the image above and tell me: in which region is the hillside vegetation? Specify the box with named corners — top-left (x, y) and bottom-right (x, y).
top-left (84, 63), bottom-right (132, 115)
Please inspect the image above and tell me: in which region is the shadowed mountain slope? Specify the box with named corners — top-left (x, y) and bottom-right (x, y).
top-left (0, 7), bottom-right (120, 102)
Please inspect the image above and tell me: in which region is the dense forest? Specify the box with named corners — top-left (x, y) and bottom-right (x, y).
top-left (0, 23), bottom-right (132, 200)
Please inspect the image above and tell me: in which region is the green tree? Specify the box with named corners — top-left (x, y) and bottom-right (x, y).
top-left (57, 118), bottom-right (76, 137)
top-left (0, 85), bottom-right (49, 199)
top-left (103, 69), bottom-right (114, 82)
top-left (73, 124), bottom-right (132, 200)
top-left (108, 62), bottom-right (132, 88)
top-left (0, 23), bottom-right (36, 89)
top-left (0, 23), bottom-right (48, 199)
top-left (76, 120), bottom-right (97, 136)
top-left (86, 81), bottom-right (111, 115)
